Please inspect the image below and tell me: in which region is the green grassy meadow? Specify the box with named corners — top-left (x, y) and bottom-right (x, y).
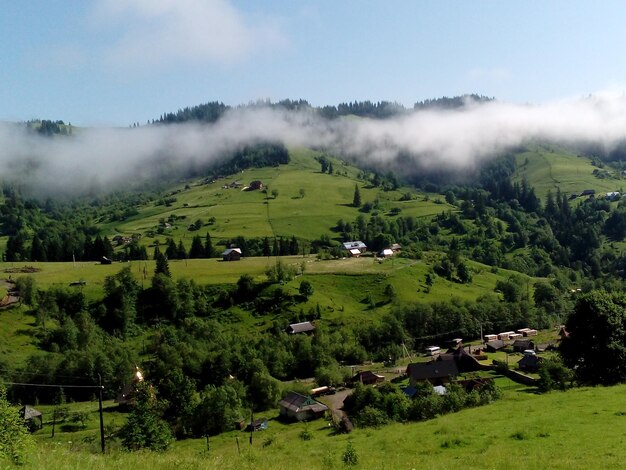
top-left (513, 145), bottom-right (623, 199)
top-left (22, 383), bottom-right (626, 469)
top-left (98, 148), bottom-right (453, 251)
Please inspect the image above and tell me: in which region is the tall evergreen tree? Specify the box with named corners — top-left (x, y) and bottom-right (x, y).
top-left (153, 246), bottom-right (171, 277)
top-left (189, 235), bottom-right (204, 258)
top-left (176, 240), bottom-right (187, 259)
top-left (204, 233), bottom-right (214, 258)
top-left (165, 238), bottom-right (178, 260)
top-left (353, 184), bottom-right (362, 208)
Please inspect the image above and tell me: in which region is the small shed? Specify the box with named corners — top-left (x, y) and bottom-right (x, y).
top-left (484, 334), bottom-right (498, 342)
top-left (20, 405), bottom-right (43, 430)
top-left (245, 419), bottom-right (268, 432)
top-left (221, 248), bottom-right (242, 261)
top-left (350, 370), bottom-right (385, 386)
top-left (286, 321), bottom-right (315, 335)
top-left (378, 248), bottom-right (394, 258)
top-left (278, 391), bottom-right (328, 421)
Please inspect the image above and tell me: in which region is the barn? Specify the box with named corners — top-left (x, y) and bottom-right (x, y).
top-left (221, 248), bottom-right (242, 261)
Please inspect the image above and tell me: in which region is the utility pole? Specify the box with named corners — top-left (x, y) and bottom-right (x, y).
top-left (98, 374), bottom-right (105, 454)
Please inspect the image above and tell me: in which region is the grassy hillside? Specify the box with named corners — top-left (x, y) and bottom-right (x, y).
top-left (0, 255), bottom-right (537, 368)
top-left (23, 383), bottom-right (626, 469)
top-left (513, 144), bottom-right (623, 200)
top-left (98, 148), bottom-right (452, 250)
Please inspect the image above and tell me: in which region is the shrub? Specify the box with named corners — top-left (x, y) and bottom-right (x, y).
top-left (0, 386), bottom-right (34, 465)
top-left (355, 406), bottom-right (389, 428)
top-left (342, 440), bottom-right (358, 466)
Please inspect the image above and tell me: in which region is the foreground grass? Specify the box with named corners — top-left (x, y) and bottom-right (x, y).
top-left (27, 384), bottom-right (626, 469)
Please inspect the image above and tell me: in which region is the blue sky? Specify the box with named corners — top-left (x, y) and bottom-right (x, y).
top-left (2, 0), bottom-right (626, 126)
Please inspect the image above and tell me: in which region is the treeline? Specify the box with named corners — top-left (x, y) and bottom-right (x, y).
top-left (26, 119), bottom-right (71, 136)
top-left (214, 142), bottom-right (289, 174)
top-left (152, 95), bottom-right (495, 125)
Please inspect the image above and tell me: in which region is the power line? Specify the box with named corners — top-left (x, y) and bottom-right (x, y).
top-left (3, 382), bottom-right (102, 389)
top-left (0, 367), bottom-right (98, 381)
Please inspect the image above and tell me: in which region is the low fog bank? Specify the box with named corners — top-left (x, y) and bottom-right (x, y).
top-left (4, 92), bottom-right (626, 197)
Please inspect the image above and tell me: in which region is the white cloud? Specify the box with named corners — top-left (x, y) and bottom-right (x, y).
top-left (7, 91), bottom-right (626, 197)
top-left (92, 0), bottom-right (286, 68)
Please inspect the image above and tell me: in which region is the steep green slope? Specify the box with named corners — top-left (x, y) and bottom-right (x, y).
top-left (513, 144), bottom-right (623, 199)
top-left (98, 147), bottom-right (452, 249)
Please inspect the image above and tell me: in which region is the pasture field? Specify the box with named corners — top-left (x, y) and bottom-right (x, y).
top-left (97, 148), bottom-right (454, 251)
top-left (513, 145), bottom-right (622, 199)
top-left (23, 383), bottom-right (626, 469)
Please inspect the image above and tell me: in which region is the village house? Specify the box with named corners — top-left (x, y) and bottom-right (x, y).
top-left (286, 321), bottom-right (315, 335)
top-left (342, 241), bottom-right (367, 257)
top-left (485, 339), bottom-right (505, 352)
top-left (518, 352), bottom-right (542, 373)
top-left (350, 370), bottom-right (385, 386)
top-left (278, 391), bottom-right (329, 422)
top-left (436, 346), bottom-right (483, 373)
top-left (221, 248), bottom-right (242, 261)
top-left (406, 361), bottom-right (459, 387)
top-left (512, 339), bottom-right (535, 353)
top-left (377, 248), bottom-right (394, 258)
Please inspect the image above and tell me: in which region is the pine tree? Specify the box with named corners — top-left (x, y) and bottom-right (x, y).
top-left (204, 233), bottom-right (213, 258)
top-left (165, 238), bottom-right (178, 260)
top-left (189, 235), bottom-right (204, 258)
top-left (353, 184), bottom-right (362, 208)
top-left (176, 240), bottom-right (187, 259)
top-left (154, 247), bottom-right (171, 277)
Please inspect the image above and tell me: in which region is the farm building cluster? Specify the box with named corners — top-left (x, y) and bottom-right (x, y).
top-left (342, 240), bottom-right (401, 258)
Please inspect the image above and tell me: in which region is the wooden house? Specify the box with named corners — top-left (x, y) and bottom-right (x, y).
top-left (20, 405), bottom-right (43, 430)
top-left (278, 392), bottom-right (328, 422)
top-left (518, 354), bottom-right (542, 372)
top-left (342, 241), bottom-right (367, 256)
top-left (350, 370), bottom-right (385, 386)
top-left (436, 347), bottom-right (483, 373)
top-left (221, 248), bottom-right (242, 261)
top-left (406, 361), bottom-right (459, 387)
top-left (512, 339), bottom-right (535, 353)
top-left (485, 339), bottom-right (505, 352)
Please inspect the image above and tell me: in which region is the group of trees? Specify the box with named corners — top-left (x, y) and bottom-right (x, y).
top-left (343, 380), bottom-right (500, 428)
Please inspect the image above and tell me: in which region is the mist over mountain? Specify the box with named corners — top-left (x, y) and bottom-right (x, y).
top-left (4, 92), bottom-right (626, 197)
